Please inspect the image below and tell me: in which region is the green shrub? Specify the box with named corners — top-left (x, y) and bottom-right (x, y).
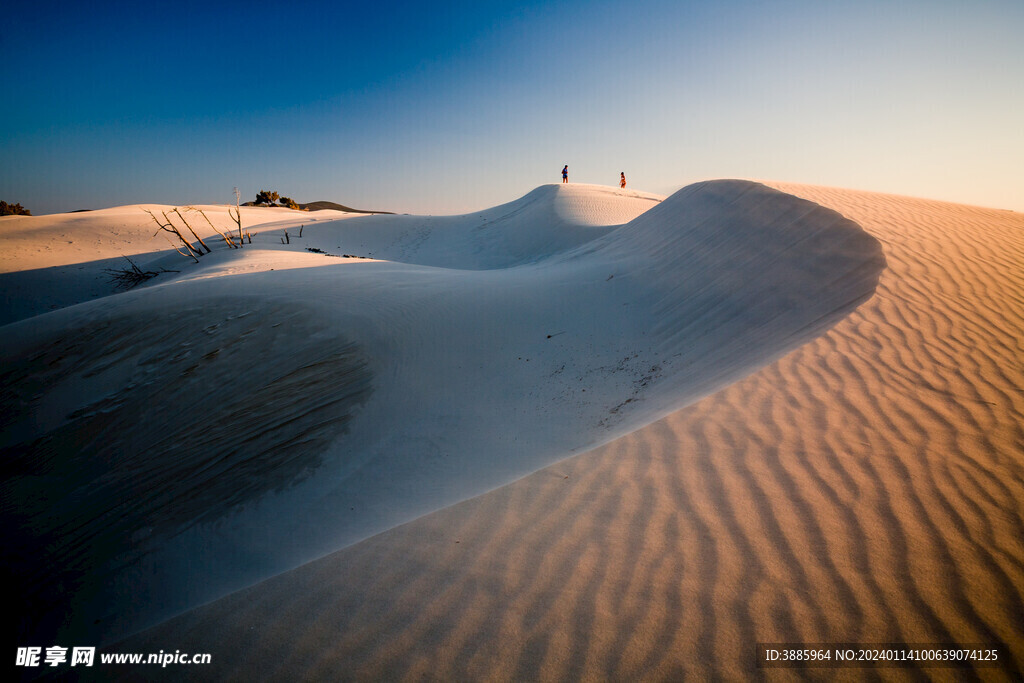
top-left (255, 190), bottom-right (280, 206)
top-left (0, 201), bottom-right (31, 216)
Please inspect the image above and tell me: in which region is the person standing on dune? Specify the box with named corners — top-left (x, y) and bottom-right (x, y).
top-left (620, 172), bottom-right (626, 189)
top-left (562, 165), bottom-right (568, 183)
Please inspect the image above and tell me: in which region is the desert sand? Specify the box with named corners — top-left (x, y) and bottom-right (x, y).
top-left (3, 180), bottom-right (1022, 679)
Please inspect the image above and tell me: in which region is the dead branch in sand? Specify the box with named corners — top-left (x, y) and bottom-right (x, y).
top-left (104, 256), bottom-right (178, 289)
top-left (145, 209), bottom-right (203, 262)
top-left (172, 208), bottom-right (212, 254)
top-left (230, 187), bottom-right (244, 247)
top-left (158, 233), bottom-right (198, 262)
top-left (188, 207), bottom-right (238, 249)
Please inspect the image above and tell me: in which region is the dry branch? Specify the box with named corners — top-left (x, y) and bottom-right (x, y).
top-left (230, 187), bottom-right (244, 248)
top-left (172, 208), bottom-right (212, 254)
top-left (104, 256), bottom-right (177, 289)
top-left (146, 209), bottom-right (201, 262)
top-left (190, 207), bottom-right (238, 248)
top-left (159, 233), bottom-right (197, 262)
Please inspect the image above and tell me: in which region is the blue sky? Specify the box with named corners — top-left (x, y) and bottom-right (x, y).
top-left (2, 0), bottom-right (1022, 214)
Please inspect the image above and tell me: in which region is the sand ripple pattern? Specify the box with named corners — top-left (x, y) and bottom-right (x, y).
top-left (123, 186), bottom-right (1024, 680)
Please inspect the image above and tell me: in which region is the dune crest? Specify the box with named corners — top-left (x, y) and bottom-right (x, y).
top-left (1, 181), bottom-right (883, 644)
top-left (306, 183), bottom-right (665, 269)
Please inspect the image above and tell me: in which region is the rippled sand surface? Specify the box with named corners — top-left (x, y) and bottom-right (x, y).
top-left (122, 184), bottom-right (1024, 680)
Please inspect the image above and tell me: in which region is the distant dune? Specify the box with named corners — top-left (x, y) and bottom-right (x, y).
top-left (4, 181), bottom-right (1021, 679)
top-left (239, 200), bottom-right (394, 213)
top-left (299, 200), bottom-right (393, 214)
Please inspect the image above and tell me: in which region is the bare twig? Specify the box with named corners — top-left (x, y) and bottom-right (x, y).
top-left (190, 207), bottom-right (238, 248)
top-left (172, 208), bottom-right (212, 254)
top-left (163, 210), bottom-right (205, 257)
top-left (104, 256), bottom-right (178, 289)
top-left (230, 187), bottom-right (243, 248)
top-left (146, 209), bottom-right (201, 262)
top-left (159, 233), bottom-right (198, 262)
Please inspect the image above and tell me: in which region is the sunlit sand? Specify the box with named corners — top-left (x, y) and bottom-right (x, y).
top-left (3, 181), bottom-right (1021, 678)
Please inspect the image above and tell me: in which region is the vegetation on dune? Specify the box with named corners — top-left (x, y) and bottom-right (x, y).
top-left (143, 198), bottom-right (252, 266)
top-left (252, 190), bottom-right (303, 210)
top-left (1, 201), bottom-right (31, 216)
top-left (246, 189), bottom-right (391, 214)
top-left (255, 189), bottom-right (280, 206)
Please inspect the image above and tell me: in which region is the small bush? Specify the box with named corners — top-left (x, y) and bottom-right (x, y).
top-left (255, 190), bottom-right (280, 206)
top-left (0, 201), bottom-right (31, 216)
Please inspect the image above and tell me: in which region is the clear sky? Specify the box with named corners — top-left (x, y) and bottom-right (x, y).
top-left (2, 0), bottom-right (1022, 215)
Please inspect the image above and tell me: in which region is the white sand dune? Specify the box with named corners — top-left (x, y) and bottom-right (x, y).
top-left (1, 181), bottom-right (884, 647)
top-left (314, 184), bottom-right (665, 269)
top-left (116, 184), bottom-right (1024, 680)
top-left (0, 204), bottom-right (346, 326)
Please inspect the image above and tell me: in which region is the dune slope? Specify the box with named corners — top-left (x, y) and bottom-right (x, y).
top-left (1, 181), bottom-right (883, 646)
top-left (0, 204), bottom-right (349, 325)
top-left (119, 183), bottom-right (1024, 680)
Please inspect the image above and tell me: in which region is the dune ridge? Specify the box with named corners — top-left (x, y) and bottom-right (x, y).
top-left (309, 183), bottom-right (665, 269)
top-left (119, 183), bottom-right (1024, 680)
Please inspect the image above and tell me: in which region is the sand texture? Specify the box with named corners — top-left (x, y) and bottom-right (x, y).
top-left (118, 184), bottom-right (1024, 680)
top-left (4, 181), bottom-right (885, 646)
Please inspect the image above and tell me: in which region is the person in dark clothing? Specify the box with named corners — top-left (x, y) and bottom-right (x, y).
top-left (562, 165), bottom-right (569, 183)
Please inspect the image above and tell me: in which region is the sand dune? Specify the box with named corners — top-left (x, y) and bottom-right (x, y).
top-left (0, 204), bottom-right (348, 326)
top-left (1, 181), bottom-right (884, 648)
top-left (117, 183), bottom-right (1024, 680)
top-left (313, 184), bottom-right (665, 269)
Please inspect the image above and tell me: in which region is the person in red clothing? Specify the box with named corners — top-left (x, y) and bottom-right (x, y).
top-left (620, 172), bottom-right (626, 189)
